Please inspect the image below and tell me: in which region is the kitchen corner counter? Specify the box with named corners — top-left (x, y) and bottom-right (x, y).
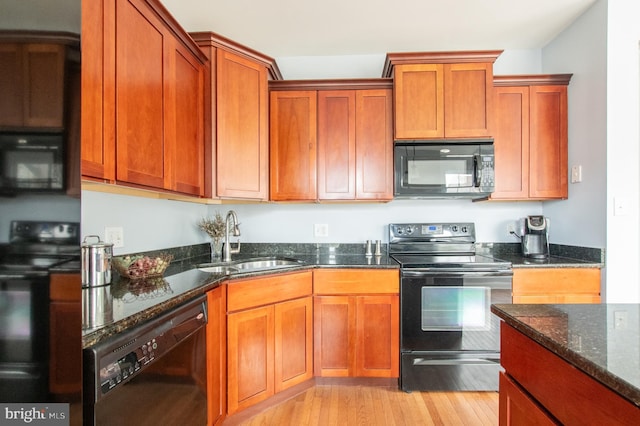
top-left (479, 242), bottom-right (605, 268)
top-left (82, 246), bottom-right (399, 348)
top-left (491, 303), bottom-right (640, 408)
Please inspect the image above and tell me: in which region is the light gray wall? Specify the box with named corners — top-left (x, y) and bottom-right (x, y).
top-left (0, 0), bottom-right (80, 33)
top-left (0, 195), bottom-right (80, 242)
top-left (540, 0), bottom-right (607, 250)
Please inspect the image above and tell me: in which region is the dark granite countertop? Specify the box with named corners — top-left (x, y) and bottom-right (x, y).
top-left (491, 303), bottom-right (640, 408)
top-left (479, 242), bottom-right (604, 269)
top-left (81, 245), bottom-right (399, 348)
top-left (81, 241), bottom-right (603, 348)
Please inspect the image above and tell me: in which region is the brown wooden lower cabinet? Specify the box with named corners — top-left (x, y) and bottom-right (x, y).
top-left (512, 267), bottom-right (601, 304)
top-left (49, 273), bottom-right (81, 396)
top-left (226, 271), bottom-right (313, 415)
top-left (206, 285), bottom-right (226, 426)
top-left (313, 269), bottom-right (399, 378)
top-left (499, 372), bottom-right (556, 425)
top-left (500, 323), bottom-right (640, 425)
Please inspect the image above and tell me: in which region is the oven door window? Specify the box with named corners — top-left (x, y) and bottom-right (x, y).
top-left (421, 286), bottom-right (490, 331)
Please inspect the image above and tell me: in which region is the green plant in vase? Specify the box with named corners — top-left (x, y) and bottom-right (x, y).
top-left (198, 212), bottom-right (225, 260)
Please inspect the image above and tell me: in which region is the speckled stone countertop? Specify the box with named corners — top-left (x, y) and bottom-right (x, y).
top-left (478, 242), bottom-right (604, 268)
top-left (81, 241), bottom-right (603, 348)
top-left (491, 303), bottom-right (640, 407)
top-left (81, 243), bottom-right (398, 348)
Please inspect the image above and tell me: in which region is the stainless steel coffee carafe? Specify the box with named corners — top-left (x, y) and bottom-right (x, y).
top-left (519, 216), bottom-right (550, 258)
top-left (82, 235), bottom-right (113, 287)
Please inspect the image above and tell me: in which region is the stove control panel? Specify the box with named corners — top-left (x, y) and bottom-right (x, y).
top-left (10, 220), bottom-right (80, 244)
top-left (389, 222), bottom-right (475, 241)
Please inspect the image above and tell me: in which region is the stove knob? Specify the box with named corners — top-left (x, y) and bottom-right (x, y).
top-left (451, 225), bottom-right (458, 232)
top-left (406, 226), bottom-right (414, 235)
top-left (461, 226), bottom-right (468, 233)
top-left (396, 226), bottom-right (403, 235)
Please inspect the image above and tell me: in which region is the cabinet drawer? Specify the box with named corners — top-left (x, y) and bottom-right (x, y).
top-left (313, 269), bottom-right (398, 294)
top-left (227, 271), bottom-right (312, 312)
top-left (513, 268), bottom-right (600, 295)
top-left (50, 273), bottom-right (81, 301)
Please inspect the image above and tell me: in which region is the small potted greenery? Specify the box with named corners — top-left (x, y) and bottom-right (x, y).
top-left (198, 212), bottom-right (225, 259)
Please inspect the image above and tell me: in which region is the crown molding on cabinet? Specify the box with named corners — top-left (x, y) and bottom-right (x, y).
top-left (381, 50), bottom-right (504, 77)
top-left (493, 74), bottom-right (573, 86)
top-left (269, 78), bottom-right (393, 91)
top-left (190, 31), bottom-right (282, 81)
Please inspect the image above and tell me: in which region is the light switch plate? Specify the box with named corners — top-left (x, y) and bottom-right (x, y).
top-left (570, 165), bottom-right (582, 183)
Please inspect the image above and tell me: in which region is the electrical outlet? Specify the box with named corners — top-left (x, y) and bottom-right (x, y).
top-left (314, 224), bottom-right (329, 237)
top-left (105, 226), bottom-right (124, 248)
top-left (507, 223), bottom-right (515, 234)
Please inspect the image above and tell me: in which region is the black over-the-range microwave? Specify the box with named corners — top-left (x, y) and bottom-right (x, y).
top-left (0, 132), bottom-right (65, 194)
top-left (393, 140), bottom-right (495, 199)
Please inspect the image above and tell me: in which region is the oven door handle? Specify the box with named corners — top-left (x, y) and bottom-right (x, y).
top-left (401, 269), bottom-right (513, 277)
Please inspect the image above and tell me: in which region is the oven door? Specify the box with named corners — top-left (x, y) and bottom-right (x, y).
top-left (400, 269), bottom-right (512, 352)
top-left (399, 269), bottom-right (512, 391)
top-left (0, 273), bottom-right (50, 402)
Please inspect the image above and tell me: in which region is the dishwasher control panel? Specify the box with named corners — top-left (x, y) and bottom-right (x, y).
top-left (99, 336), bottom-right (162, 395)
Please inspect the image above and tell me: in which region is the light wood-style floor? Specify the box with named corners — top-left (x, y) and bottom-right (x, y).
top-left (233, 384), bottom-right (499, 426)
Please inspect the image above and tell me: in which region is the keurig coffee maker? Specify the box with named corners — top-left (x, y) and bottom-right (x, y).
top-left (519, 215), bottom-right (550, 258)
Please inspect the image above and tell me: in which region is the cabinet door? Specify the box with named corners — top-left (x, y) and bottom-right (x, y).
top-left (355, 295), bottom-right (399, 377)
top-left (217, 49), bottom-right (268, 199)
top-left (0, 43), bottom-right (23, 127)
top-left (444, 62), bottom-right (494, 138)
top-left (355, 89), bottom-right (393, 200)
top-left (227, 305), bottom-right (274, 414)
top-left (394, 63), bottom-right (444, 139)
top-left (317, 90), bottom-right (356, 199)
top-left (0, 43), bottom-right (65, 129)
top-left (529, 85), bottom-right (568, 199)
top-left (49, 273), bottom-right (81, 395)
top-left (206, 286), bottom-right (226, 426)
top-left (114, 0), bottom-right (168, 189)
top-left (499, 372), bottom-right (557, 426)
top-left (81, 0), bottom-right (116, 181)
top-left (492, 86), bottom-right (530, 199)
top-left (170, 39), bottom-right (204, 196)
top-left (313, 295), bottom-right (355, 377)
top-left (270, 90), bottom-right (317, 201)
top-left (274, 296), bottom-right (313, 392)
top-left (23, 44), bottom-right (66, 128)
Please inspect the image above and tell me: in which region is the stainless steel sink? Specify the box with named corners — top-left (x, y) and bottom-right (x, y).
top-left (198, 265), bottom-right (238, 275)
top-left (198, 257), bottom-right (303, 275)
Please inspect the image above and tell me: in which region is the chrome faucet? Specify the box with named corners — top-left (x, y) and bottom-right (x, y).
top-left (223, 210), bottom-right (241, 262)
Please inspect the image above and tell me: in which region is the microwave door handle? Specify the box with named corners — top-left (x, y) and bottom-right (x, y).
top-left (473, 155), bottom-right (480, 187)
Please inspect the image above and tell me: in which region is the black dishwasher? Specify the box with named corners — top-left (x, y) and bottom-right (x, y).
top-left (83, 295), bottom-right (208, 426)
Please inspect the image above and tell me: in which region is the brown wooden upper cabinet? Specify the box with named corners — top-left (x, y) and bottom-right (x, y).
top-left (269, 80), bottom-right (393, 202)
top-left (192, 32), bottom-right (281, 200)
top-left (0, 39), bottom-right (73, 130)
top-left (81, 0), bottom-right (206, 197)
top-left (382, 51), bottom-right (502, 140)
top-left (491, 75), bottom-right (571, 200)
